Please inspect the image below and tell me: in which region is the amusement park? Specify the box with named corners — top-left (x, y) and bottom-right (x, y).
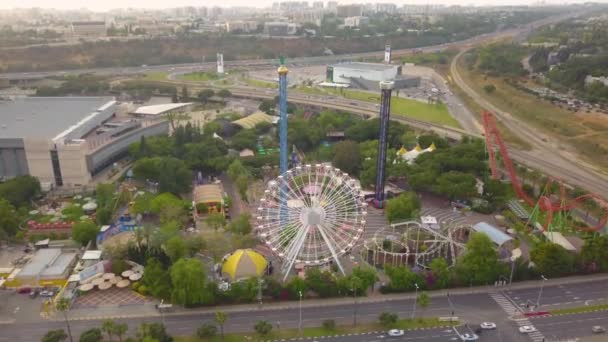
top-left (1, 53), bottom-right (608, 342)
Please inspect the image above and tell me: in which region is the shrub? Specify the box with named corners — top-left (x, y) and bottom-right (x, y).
top-left (197, 323), bottom-right (217, 338)
top-left (322, 319), bottom-right (336, 331)
top-left (378, 312), bottom-right (398, 327)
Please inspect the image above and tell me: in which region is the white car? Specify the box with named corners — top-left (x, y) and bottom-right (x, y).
top-left (387, 329), bottom-right (404, 337)
top-left (519, 325), bottom-right (537, 333)
top-left (480, 322), bottom-right (497, 330)
top-left (460, 333), bottom-right (479, 341)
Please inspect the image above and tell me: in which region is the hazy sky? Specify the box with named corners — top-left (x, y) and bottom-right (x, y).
top-left (0, 0), bottom-right (593, 11)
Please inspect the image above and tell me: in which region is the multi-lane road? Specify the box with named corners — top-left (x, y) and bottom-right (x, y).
top-left (2, 277), bottom-right (608, 341)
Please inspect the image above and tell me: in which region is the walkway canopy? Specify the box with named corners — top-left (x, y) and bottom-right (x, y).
top-left (232, 111), bottom-right (275, 129)
top-left (222, 249), bottom-right (267, 281)
top-left (472, 222), bottom-right (513, 247)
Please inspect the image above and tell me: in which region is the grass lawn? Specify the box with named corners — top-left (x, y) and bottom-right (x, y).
top-left (245, 78), bottom-right (278, 89)
top-left (175, 318), bottom-right (458, 342)
top-left (325, 88), bottom-right (460, 128)
top-left (550, 304), bottom-right (608, 315)
top-left (180, 72), bottom-right (221, 82)
top-left (143, 72), bottom-right (169, 81)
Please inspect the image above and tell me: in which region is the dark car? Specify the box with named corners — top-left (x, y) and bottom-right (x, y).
top-left (17, 287), bottom-right (32, 294)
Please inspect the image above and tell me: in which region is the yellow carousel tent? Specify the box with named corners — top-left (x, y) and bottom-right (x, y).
top-left (222, 249), bottom-right (268, 281)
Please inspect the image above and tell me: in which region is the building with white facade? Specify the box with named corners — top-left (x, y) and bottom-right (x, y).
top-left (344, 16), bottom-right (369, 28)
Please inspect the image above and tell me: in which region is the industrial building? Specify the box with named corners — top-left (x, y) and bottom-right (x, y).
top-left (0, 96), bottom-right (169, 188)
top-left (264, 22), bottom-right (298, 36)
top-left (326, 62), bottom-right (420, 90)
top-left (9, 248), bottom-right (77, 287)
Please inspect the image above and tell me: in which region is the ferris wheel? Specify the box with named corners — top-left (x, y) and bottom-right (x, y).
top-left (257, 164), bottom-right (367, 280)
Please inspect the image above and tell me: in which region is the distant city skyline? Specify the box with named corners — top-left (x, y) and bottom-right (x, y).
top-left (0, 0), bottom-right (598, 11)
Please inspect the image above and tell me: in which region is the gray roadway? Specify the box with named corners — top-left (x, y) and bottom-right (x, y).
top-left (502, 279), bottom-right (608, 310)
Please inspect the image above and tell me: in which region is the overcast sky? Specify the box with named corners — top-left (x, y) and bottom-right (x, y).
top-left (0, 0), bottom-right (595, 11)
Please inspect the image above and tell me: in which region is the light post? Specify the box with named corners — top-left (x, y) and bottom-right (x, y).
top-left (257, 278), bottom-right (264, 306)
top-left (298, 291), bottom-right (303, 334)
top-left (411, 283), bottom-right (419, 319)
top-left (535, 275), bottom-right (548, 308)
top-left (159, 299), bottom-right (165, 326)
top-left (509, 256), bottom-right (516, 286)
top-left (352, 286), bottom-right (358, 327)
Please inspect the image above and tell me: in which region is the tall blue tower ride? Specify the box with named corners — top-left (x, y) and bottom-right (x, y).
top-left (278, 57), bottom-right (289, 175)
top-left (373, 81), bottom-right (395, 208)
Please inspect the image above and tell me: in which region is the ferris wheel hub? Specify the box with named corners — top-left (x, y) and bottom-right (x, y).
top-left (300, 206), bottom-right (326, 226)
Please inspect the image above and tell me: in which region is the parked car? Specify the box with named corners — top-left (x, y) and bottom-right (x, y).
top-left (387, 329), bottom-right (404, 337)
top-left (39, 290), bottom-right (55, 297)
top-left (592, 326), bottom-right (606, 333)
top-left (480, 322), bottom-right (497, 330)
top-left (29, 290), bottom-right (38, 298)
top-left (17, 287), bottom-right (31, 294)
top-left (519, 325), bottom-right (537, 333)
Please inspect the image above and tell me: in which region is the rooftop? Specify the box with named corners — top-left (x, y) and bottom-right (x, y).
top-left (193, 184), bottom-right (223, 204)
top-left (17, 248), bottom-right (76, 278)
top-left (232, 111), bottom-right (275, 129)
top-left (332, 62), bottom-right (397, 72)
top-left (472, 222), bottom-right (513, 247)
top-left (132, 102), bottom-right (192, 116)
top-left (0, 96), bottom-right (114, 140)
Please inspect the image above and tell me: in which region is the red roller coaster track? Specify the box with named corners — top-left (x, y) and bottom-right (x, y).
top-left (482, 111), bottom-right (608, 232)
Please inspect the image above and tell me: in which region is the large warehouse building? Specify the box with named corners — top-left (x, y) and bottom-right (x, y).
top-left (0, 96), bottom-right (169, 188)
top-left (326, 62), bottom-right (420, 90)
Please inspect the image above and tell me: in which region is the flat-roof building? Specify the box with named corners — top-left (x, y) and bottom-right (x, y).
top-left (14, 248), bottom-right (77, 287)
top-left (0, 96), bottom-right (169, 187)
top-left (327, 62), bottom-right (419, 90)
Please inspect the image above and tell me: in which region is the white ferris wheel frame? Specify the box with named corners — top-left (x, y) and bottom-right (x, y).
top-left (257, 164), bottom-right (367, 281)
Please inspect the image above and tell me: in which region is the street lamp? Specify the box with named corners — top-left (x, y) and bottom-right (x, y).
top-left (298, 290), bottom-right (303, 334)
top-left (411, 283), bottom-right (419, 319)
top-left (535, 275), bottom-right (548, 308)
top-left (159, 299), bottom-right (165, 326)
top-left (352, 286), bottom-right (358, 327)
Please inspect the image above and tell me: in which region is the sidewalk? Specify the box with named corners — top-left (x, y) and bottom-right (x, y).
top-left (54, 273), bottom-right (608, 321)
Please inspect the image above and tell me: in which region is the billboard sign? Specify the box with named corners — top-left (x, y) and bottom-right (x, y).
top-left (384, 45), bottom-right (391, 63)
top-left (217, 53), bottom-right (224, 74)
top-left (79, 261), bottom-right (105, 282)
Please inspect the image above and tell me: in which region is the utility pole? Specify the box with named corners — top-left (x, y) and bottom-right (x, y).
top-left (298, 291), bottom-right (303, 334)
top-left (536, 275), bottom-right (548, 308)
top-left (411, 283), bottom-right (419, 319)
top-left (353, 286), bottom-right (358, 327)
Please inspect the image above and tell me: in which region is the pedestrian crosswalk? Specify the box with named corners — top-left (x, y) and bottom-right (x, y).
top-left (490, 292), bottom-right (546, 342)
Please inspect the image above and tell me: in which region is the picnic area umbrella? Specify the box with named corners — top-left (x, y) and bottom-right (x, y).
top-left (109, 276), bottom-right (120, 284)
top-left (121, 270), bottom-right (134, 278)
top-left (78, 283), bottom-right (94, 292)
top-left (98, 282), bottom-right (112, 290)
top-left (116, 279), bottom-right (131, 288)
top-left (102, 273), bottom-right (115, 280)
top-left (129, 273), bottom-right (142, 281)
top-left (91, 277), bottom-right (105, 286)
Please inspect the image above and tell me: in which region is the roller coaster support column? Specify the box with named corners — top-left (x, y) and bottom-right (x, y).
top-left (374, 81), bottom-right (394, 208)
top-left (278, 57), bottom-right (289, 175)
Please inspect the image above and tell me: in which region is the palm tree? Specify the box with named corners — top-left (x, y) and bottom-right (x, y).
top-left (102, 319), bottom-right (115, 342)
top-left (215, 311), bottom-right (228, 341)
top-left (56, 298), bottom-right (74, 342)
top-left (113, 322), bottom-right (128, 342)
top-left (417, 292), bottom-right (430, 320)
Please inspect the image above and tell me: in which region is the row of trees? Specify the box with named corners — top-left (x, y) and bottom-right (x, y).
top-left (42, 318), bottom-right (164, 342)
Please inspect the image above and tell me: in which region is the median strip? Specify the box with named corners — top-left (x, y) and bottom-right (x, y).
top-left (549, 304), bottom-right (608, 316)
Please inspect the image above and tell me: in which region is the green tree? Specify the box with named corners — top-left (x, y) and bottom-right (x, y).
top-left (170, 258), bottom-right (212, 306)
top-left (227, 159), bottom-right (248, 182)
top-left (198, 89), bottom-right (215, 103)
top-left (101, 320), bottom-right (115, 342)
top-left (429, 258), bottom-right (449, 289)
top-left (384, 265), bottom-right (424, 292)
top-left (433, 171), bottom-right (476, 200)
top-left (227, 213), bottom-right (252, 235)
top-left (254, 320), bottom-right (273, 337)
top-left (579, 235), bottom-right (608, 272)
top-left (0, 175), bottom-right (41, 207)
top-left (378, 312), bottom-right (398, 327)
top-left (351, 267), bottom-right (377, 292)
top-left (165, 235), bottom-right (186, 262)
top-left (285, 276), bottom-right (308, 299)
top-left (230, 129), bottom-right (258, 150)
top-left (79, 328), bottom-right (102, 342)
top-left (113, 323), bottom-right (128, 342)
top-left (137, 322), bottom-right (172, 342)
top-left (457, 233), bottom-right (504, 285)
top-left (530, 242), bottom-right (574, 277)
top-left (206, 212), bottom-right (226, 231)
top-left (196, 324), bottom-right (217, 338)
top-left (181, 86), bottom-right (189, 100)
top-left (417, 292), bottom-right (430, 318)
top-left (71, 220), bottom-right (99, 246)
top-left (0, 199), bottom-right (19, 239)
top-left (214, 311), bottom-right (228, 340)
top-left (234, 175), bottom-right (250, 202)
top-left (332, 140), bottom-right (361, 175)
top-left (42, 330), bottom-right (68, 342)
top-left (385, 192), bottom-right (421, 223)
top-left (483, 84), bottom-right (496, 93)
top-left (218, 89), bottom-right (232, 98)
top-left (305, 268), bottom-right (338, 298)
top-left (56, 298), bottom-right (74, 342)
top-left (142, 257), bottom-right (172, 300)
